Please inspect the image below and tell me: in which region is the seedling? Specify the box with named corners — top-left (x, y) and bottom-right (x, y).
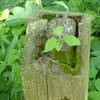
top-left (43, 26), bottom-right (81, 53)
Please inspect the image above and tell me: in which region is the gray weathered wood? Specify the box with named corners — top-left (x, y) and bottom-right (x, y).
top-left (21, 10), bottom-right (92, 100)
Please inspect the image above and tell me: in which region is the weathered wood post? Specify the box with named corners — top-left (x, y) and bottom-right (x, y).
top-left (21, 10), bottom-right (92, 100)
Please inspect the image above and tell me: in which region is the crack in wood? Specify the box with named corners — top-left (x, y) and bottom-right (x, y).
top-left (61, 96), bottom-right (70, 100)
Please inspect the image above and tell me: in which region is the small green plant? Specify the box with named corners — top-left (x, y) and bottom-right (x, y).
top-left (43, 26), bottom-right (81, 53)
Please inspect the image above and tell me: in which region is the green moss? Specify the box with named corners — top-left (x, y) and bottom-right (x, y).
top-left (52, 47), bottom-right (81, 74)
top-left (60, 53), bottom-right (80, 74)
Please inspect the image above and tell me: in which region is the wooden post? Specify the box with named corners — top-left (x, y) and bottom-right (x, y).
top-left (21, 10), bottom-right (92, 100)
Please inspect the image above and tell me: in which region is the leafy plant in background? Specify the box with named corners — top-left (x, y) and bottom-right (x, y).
top-left (44, 26), bottom-right (80, 52)
top-left (0, 0), bottom-right (26, 11)
top-left (0, 0), bottom-right (100, 100)
top-left (0, 0), bottom-right (43, 99)
top-left (5, 1), bottom-right (42, 26)
top-left (0, 2), bottom-right (28, 100)
top-left (88, 37), bottom-right (100, 100)
top-left (0, 24), bottom-right (26, 100)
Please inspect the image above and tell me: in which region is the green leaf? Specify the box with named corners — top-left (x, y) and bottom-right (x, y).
top-left (95, 79), bottom-right (100, 92)
top-left (42, 0), bottom-right (53, 5)
top-left (89, 67), bottom-right (98, 78)
top-left (88, 91), bottom-right (100, 100)
top-left (63, 35), bottom-right (81, 46)
top-left (5, 18), bottom-right (27, 26)
top-left (6, 49), bottom-right (20, 64)
top-left (5, 1), bottom-right (41, 26)
top-left (0, 9), bottom-right (10, 21)
top-left (5, 7), bottom-right (27, 26)
top-left (0, 64), bottom-right (6, 76)
top-left (52, 1), bottom-right (69, 12)
top-left (0, 48), bottom-right (2, 56)
top-left (90, 57), bottom-right (100, 69)
top-left (5, 35), bottom-right (18, 62)
top-left (1, 42), bottom-right (5, 57)
top-left (45, 4), bottom-right (67, 11)
top-left (0, 93), bottom-right (9, 100)
top-left (54, 26), bottom-right (63, 36)
top-left (3, 71), bottom-right (14, 82)
top-left (91, 50), bottom-right (100, 57)
top-left (55, 42), bottom-right (63, 51)
top-left (43, 37), bottom-right (57, 52)
top-left (68, 0), bottom-right (82, 6)
top-left (88, 80), bottom-right (96, 91)
top-left (25, 1), bottom-right (41, 15)
top-left (12, 63), bottom-right (21, 83)
top-left (11, 7), bottom-right (25, 17)
top-left (17, 35), bottom-right (25, 48)
top-left (11, 25), bottom-right (25, 36)
top-left (0, 0), bottom-right (25, 11)
top-left (0, 26), bottom-right (10, 57)
top-left (0, 77), bottom-right (7, 91)
top-left (91, 37), bottom-right (100, 51)
top-left (2, 38), bottom-right (10, 44)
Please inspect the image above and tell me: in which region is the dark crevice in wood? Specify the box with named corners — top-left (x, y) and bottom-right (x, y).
top-left (41, 13), bottom-right (66, 22)
top-left (71, 20), bottom-right (79, 69)
top-left (42, 14), bottom-right (57, 21)
top-left (46, 71), bottom-right (49, 100)
top-left (68, 16), bottom-right (82, 23)
top-left (61, 96), bottom-right (70, 100)
top-left (75, 19), bottom-right (79, 37)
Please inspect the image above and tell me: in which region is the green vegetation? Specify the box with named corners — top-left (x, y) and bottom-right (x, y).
top-left (44, 26), bottom-right (80, 74)
top-left (0, 0), bottom-right (100, 100)
top-left (44, 26), bottom-right (80, 52)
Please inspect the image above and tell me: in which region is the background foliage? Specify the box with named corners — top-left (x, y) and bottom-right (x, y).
top-left (0, 0), bottom-right (100, 100)
top-left (0, 0), bottom-right (26, 11)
